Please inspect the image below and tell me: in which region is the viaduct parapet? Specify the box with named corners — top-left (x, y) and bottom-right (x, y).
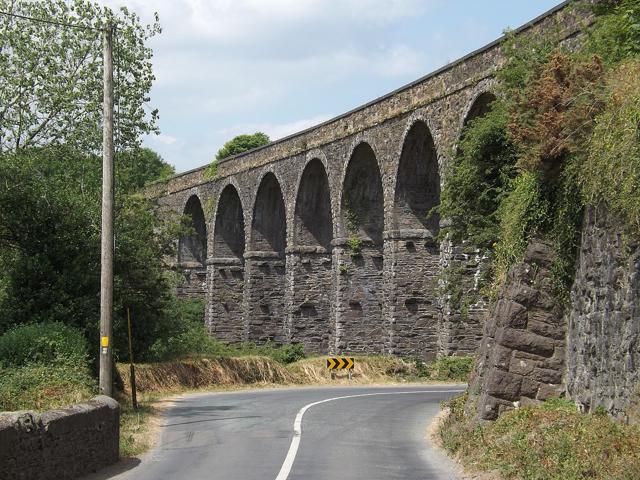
top-left (148, 2), bottom-right (588, 359)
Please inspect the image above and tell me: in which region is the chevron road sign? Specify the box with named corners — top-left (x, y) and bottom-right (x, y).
top-left (326, 357), bottom-right (355, 370)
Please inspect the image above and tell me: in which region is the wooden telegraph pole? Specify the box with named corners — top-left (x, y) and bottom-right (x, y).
top-left (99, 24), bottom-right (115, 397)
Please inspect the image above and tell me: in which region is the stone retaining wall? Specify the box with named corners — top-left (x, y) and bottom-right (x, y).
top-left (0, 396), bottom-right (119, 480)
top-left (567, 205), bottom-right (640, 420)
top-left (467, 241), bottom-right (566, 421)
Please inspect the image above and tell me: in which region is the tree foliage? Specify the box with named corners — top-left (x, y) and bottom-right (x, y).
top-left (439, 102), bottom-right (518, 249)
top-left (205, 132), bottom-right (270, 179)
top-left (0, 146), bottom-right (184, 362)
top-left (215, 132), bottom-right (270, 160)
top-left (0, 0), bottom-right (160, 153)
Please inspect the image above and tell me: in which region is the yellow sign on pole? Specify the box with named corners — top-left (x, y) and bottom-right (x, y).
top-left (101, 336), bottom-right (109, 347)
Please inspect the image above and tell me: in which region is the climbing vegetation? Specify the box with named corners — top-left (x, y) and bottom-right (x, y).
top-left (342, 198), bottom-right (363, 257)
top-left (440, 1), bottom-right (640, 300)
top-left (581, 61), bottom-right (640, 232)
top-left (439, 102), bottom-right (518, 249)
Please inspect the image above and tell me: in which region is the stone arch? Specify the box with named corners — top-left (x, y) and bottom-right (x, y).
top-left (250, 172), bottom-right (287, 255)
top-left (393, 120), bottom-right (440, 235)
top-left (245, 172), bottom-right (288, 344)
top-left (463, 91), bottom-right (497, 129)
top-left (179, 195), bottom-right (207, 267)
top-left (213, 185), bottom-right (245, 260)
top-left (294, 158), bottom-right (333, 249)
top-left (340, 142), bottom-right (384, 246)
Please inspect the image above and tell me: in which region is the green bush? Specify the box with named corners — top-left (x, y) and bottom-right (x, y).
top-left (438, 102), bottom-right (518, 249)
top-left (415, 356), bottom-right (473, 382)
top-left (0, 322), bottom-right (88, 368)
top-left (256, 343), bottom-right (305, 364)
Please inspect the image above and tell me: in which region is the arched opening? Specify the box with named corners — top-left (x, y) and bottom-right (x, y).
top-left (436, 90), bottom-right (500, 356)
top-left (387, 122), bottom-right (442, 359)
top-left (341, 143), bottom-right (384, 246)
top-left (464, 92), bottom-right (497, 128)
top-left (179, 195), bottom-right (207, 267)
top-left (251, 173), bottom-right (286, 254)
top-left (336, 142), bottom-right (385, 355)
top-left (393, 121), bottom-right (440, 234)
top-left (294, 159), bottom-right (333, 249)
top-left (208, 185), bottom-right (245, 343)
top-left (246, 172), bottom-right (287, 344)
top-left (213, 185), bottom-right (245, 260)
top-left (291, 159), bottom-right (333, 353)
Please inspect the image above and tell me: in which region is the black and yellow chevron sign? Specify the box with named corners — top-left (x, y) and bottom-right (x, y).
top-left (326, 357), bottom-right (354, 370)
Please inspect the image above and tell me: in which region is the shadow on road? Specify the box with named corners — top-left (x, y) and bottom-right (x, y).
top-left (79, 457), bottom-right (141, 480)
top-left (162, 414), bottom-right (261, 427)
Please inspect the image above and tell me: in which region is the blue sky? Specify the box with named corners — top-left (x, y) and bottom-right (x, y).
top-left (103, 0), bottom-right (563, 173)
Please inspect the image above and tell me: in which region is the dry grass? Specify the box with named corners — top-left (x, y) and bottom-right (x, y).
top-left (438, 395), bottom-right (640, 480)
top-left (288, 355), bottom-right (417, 384)
top-left (116, 355), bottom-right (437, 395)
top-left (117, 356), bottom-right (297, 394)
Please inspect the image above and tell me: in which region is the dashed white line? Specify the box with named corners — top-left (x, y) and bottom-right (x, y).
top-left (274, 389), bottom-right (465, 480)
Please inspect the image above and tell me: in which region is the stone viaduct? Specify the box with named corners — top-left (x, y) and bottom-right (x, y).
top-left (148, 2), bottom-right (587, 360)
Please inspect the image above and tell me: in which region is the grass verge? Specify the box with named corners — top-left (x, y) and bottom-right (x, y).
top-left (0, 363), bottom-right (95, 411)
top-left (438, 394), bottom-right (640, 480)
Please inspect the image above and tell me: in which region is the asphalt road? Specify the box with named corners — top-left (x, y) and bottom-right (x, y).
top-left (102, 385), bottom-right (465, 480)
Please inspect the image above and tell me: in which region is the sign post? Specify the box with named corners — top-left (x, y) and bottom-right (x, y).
top-left (326, 357), bottom-right (355, 380)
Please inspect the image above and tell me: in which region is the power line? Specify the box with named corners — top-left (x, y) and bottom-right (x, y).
top-left (0, 9), bottom-right (101, 32)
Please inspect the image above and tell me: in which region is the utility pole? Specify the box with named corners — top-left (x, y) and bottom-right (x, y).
top-left (99, 24), bottom-right (115, 397)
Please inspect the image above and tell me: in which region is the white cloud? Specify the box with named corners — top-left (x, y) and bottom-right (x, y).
top-left (107, 0), bottom-right (517, 172)
top-left (150, 133), bottom-right (178, 145)
top-left (216, 114), bottom-right (333, 142)
top-left (106, 0), bottom-right (436, 43)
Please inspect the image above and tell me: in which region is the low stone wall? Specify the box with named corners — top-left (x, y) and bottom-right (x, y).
top-left (0, 396), bottom-right (119, 480)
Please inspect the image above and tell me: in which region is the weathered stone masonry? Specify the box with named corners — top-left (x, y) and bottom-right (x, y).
top-left (567, 206), bottom-right (640, 420)
top-left (150, 2), bottom-right (588, 359)
top-left (0, 396), bottom-right (119, 480)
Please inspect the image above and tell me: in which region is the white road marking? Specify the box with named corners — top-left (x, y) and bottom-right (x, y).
top-left (274, 389), bottom-right (465, 480)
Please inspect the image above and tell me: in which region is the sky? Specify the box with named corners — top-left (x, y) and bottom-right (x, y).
top-left (101, 0), bottom-right (563, 173)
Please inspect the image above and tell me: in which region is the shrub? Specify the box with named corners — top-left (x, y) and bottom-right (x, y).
top-left (439, 101), bottom-right (518, 249)
top-left (415, 356), bottom-right (473, 382)
top-left (582, 61), bottom-right (640, 233)
top-left (0, 322), bottom-right (88, 368)
top-left (261, 343), bottom-right (305, 364)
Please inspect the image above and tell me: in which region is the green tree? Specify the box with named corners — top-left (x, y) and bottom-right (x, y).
top-left (0, 0), bottom-right (160, 153)
top-left (205, 132), bottom-right (270, 179)
top-left (215, 132), bottom-right (270, 160)
top-left (0, 146), bottom-right (184, 361)
top-left (117, 147), bottom-right (175, 191)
